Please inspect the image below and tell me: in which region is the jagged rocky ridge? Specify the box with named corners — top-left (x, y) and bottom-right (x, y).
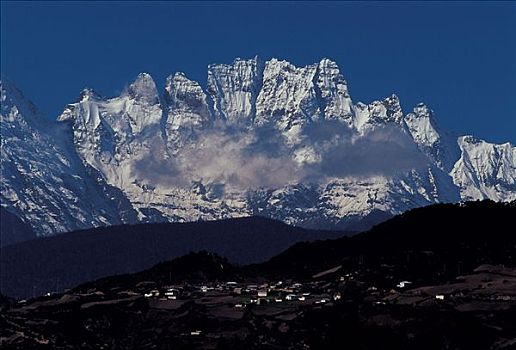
top-left (1, 57), bottom-right (515, 236)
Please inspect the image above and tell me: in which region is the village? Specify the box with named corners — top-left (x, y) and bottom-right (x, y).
top-left (4, 264), bottom-right (515, 348)
top-left (131, 263), bottom-right (516, 337)
top-left (127, 273), bottom-right (356, 337)
top-left (140, 277), bottom-right (344, 308)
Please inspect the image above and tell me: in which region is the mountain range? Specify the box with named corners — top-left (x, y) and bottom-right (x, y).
top-left (1, 57), bottom-right (515, 240)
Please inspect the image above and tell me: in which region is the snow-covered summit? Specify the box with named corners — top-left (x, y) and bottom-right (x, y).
top-left (78, 88), bottom-right (102, 102)
top-left (451, 136), bottom-right (515, 202)
top-left (353, 94), bottom-right (404, 133)
top-left (405, 103), bottom-right (440, 147)
top-left (126, 72), bottom-right (159, 105)
top-left (1, 78), bottom-right (42, 128)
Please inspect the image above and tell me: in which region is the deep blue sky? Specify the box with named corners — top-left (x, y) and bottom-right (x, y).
top-left (2, 1), bottom-right (515, 143)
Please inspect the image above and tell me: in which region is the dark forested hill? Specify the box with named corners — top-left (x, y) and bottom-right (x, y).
top-left (67, 200), bottom-right (516, 294)
top-left (250, 200), bottom-right (516, 283)
top-left (0, 217), bottom-right (345, 299)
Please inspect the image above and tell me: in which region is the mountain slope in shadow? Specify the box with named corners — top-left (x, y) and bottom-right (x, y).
top-left (0, 217), bottom-right (346, 299)
top-left (251, 200), bottom-right (516, 283)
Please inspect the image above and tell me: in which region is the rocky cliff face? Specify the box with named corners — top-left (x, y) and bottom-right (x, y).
top-left (208, 57), bottom-right (263, 124)
top-left (1, 57), bottom-right (514, 237)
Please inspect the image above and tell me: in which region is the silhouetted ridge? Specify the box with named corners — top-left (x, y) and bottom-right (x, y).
top-left (0, 217), bottom-right (345, 298)
top-left (252, 200), bottom-right (516, 283)
top-left (68, 200), bottom-right (516, 296)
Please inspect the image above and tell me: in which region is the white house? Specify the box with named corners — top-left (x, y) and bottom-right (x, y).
top-left (396, 281), bottom-right (412, 288)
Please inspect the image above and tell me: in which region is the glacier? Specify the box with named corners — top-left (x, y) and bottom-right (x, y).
top-left (1, 57), bottom-right (515, 237)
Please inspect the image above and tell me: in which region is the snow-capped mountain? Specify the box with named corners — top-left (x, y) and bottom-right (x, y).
top-left (0, 79), bottom-right (137, 235)
top-left (1, 57), bottom-right (514, 237)
top-left (451, 136), bottom-right (515, 201)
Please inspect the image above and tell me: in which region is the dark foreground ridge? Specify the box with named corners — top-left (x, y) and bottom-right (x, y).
top-left (1, 200), bottom-right (515, 349)
top-left (0, 217), bottom-right (346, 299)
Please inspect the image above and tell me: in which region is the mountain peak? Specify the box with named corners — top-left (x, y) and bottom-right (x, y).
top-left (453, 135), bottom-right (516, 202)
top-left (236, 55), bottom-right (261, 64)
top-left (136, 72), bottom-right (152, 79)
top-left (404, 102), bottom-right (443, 154)
top-left (127, 72), bottom-right (159, 104)
top-left (411, 103), bottom-right (433, 118)
top-left (171, 71), bottom-right (187, 80)
top-left (165, 72), bottom-right (207, 105)
top-left (78, 88), bottom-right (102, 102)
top-left (385, 93), bottom-right (400, 104)
top-left (459, 135), bottom-right (482, 145)
top-left (375, 94), bottom-right (402, 120)
top-left (208, 56), bottom-right (262, 71)
top-left (1, 78), bottom-right (42, 127)
top-left (318, 57), bottom-right (338, 68)
top-left (166, 72), bottom-right (202, 87)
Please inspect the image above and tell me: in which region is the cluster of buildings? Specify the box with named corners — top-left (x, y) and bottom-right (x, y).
top-left (140, 279), bottom-right (344, 307)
